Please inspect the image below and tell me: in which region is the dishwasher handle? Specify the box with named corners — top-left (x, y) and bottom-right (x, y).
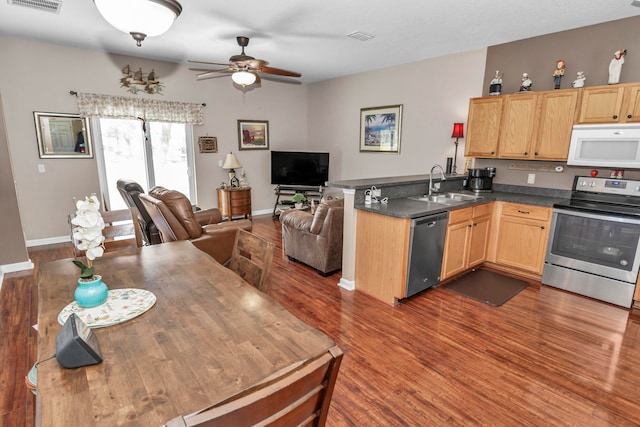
top-left (412, 212), bottom-right (449, 228)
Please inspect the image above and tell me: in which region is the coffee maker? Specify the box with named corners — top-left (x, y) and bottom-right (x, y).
top-left (463, 167), bottom-right (496, 192)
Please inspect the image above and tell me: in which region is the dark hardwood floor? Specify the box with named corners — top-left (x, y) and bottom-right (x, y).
top-left (2, 215), bottom-right (640, 426)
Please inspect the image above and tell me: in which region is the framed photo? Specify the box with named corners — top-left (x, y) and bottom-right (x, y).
top-left (198, 136), bottom-right (218, 153)
top-left (238, 120), bottom-right (269, 150)
top-left (34, 112), bottom-right (94, 158)
top-left (359, 104), bottom-right (403, 153)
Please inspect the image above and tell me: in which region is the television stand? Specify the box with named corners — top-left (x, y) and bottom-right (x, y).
top-left (273, 185), bottom-right (324, 217)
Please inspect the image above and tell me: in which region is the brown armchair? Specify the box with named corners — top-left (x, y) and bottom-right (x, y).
top-left (280, 198), bottom-right (344, 276)
top-left (139, 186), bottom-right (252, 264)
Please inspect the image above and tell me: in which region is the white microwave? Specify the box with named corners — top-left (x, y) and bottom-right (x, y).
top-left (567, 124), bottom-right (640, 168)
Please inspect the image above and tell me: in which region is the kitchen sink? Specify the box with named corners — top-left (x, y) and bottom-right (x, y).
top-left (408, 192), bottom-right (483, 205)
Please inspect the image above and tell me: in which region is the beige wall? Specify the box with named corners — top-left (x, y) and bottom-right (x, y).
top-left (308, 49), bottom-right (487, 180)
top-left (0, 94), bottom-right (29, 266)
top-left (0, 36), bottom-right (309, 243)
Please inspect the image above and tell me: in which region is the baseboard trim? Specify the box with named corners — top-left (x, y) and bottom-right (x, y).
top-left (26, 235), bottom-right (70, 247)
top-left (1, 260), bottom-right (34, 273)
top-left (338, 277), bottom-right (355, 291)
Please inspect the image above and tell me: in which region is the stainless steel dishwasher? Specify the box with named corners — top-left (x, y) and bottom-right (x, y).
top-left (406, 212), bottom-right (449, 297)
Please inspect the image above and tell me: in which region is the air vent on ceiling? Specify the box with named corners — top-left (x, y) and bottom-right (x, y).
top-left (8, 0), bottom-right (62, 13)
top-left (347, 31), bottom-right (374, 42)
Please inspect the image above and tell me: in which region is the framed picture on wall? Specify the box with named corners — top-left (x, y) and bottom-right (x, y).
top-left (359, 104), bottom-right (403, 153)
top-left (237, 120), bottom-right (269, 150)
top-left (198, 136), bottom-right (217, 153)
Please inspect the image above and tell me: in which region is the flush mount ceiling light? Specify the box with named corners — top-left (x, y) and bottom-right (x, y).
top-left (231, 71), bottom-right (257, 87)
top-left (632, 0), bottom-right (640, 6)
top-left (93, 0), bottom-right (182, 47)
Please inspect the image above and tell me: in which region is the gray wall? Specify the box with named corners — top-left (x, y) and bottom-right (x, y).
top-left (476, 15), bottom-right (640, 188)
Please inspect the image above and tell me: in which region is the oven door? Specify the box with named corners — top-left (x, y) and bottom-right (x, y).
top-left (545, 208), bottom-right (640, 283)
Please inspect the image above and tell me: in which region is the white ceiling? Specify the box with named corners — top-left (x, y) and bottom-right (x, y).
top-left (1, 0), bottom-right (639, 84)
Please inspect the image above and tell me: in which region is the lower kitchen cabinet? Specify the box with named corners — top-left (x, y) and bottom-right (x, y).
top-left (493, 202), bottom-right (551, 275)
top-left (441, 203), bottom-right (493, 280)
top-left (355, 210), bottom-right (411, 305)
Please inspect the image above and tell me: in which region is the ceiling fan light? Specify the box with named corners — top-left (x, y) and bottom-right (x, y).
top-left (93, 0), bottom-right (182, 41)
top-left (232, 71), bottom-right (257, 86)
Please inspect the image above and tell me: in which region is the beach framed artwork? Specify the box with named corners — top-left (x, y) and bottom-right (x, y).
top-left (359, 105), bottom-right (402, 153)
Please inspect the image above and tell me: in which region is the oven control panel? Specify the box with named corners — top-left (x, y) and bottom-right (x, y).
top-left (575, 176), bottom-right (640, 196)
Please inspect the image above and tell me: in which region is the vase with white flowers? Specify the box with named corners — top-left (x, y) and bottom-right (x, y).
top-left (71, 195), bottom-right (108, 308)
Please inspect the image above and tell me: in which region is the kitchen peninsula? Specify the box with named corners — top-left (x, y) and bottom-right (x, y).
top-left (328, 174), bottom-right (570, 305)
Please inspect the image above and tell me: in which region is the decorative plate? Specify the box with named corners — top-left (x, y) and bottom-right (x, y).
top-left (58, 288), bottom-right (156, 328)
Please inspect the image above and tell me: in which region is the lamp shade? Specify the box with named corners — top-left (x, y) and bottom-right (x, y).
top-left (451, 123), bottom-right (464, 139)
top-left (93, 0), bottom-right (182, 46)
top-left (231, 71), bottom-right (257, 86)
top-left (223, 153), bottom-right (242, 170)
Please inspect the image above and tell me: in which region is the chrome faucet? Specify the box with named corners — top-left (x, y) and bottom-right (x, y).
top-left (429, 164), bottom-right (446, 196)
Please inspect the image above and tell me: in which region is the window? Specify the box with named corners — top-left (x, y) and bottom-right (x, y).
top-left (93, 118), bottom-right (196, 210)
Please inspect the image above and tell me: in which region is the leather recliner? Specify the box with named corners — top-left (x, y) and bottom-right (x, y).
top-left (116, 179), bottom-right (162, 246)
top-left (139, 186), bottom-right (252, 264)
top-left (280, 198), bottom-right (344, 276)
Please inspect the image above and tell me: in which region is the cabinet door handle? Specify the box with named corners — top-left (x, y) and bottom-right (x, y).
top-left (628, 114), bottom-right (633, 119)
top-left (541, 226), bottom-right (545, 230)
top-left (534, 152), bottom-right (539, 156)
top-left (468, 224), bottom-right (472, 228)
top-left (613, 115), bottom-right (618, 119)
top-left (491, 151), bottom-right (495, 155)
top-left (517, 210), bottom-right (530, 214)
top-left (524, 152), bottom-right (528, 155)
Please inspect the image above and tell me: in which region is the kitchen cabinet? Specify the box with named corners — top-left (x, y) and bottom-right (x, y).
top-left (441, 203), bottom-right (493, 280)
top-left (355, 210), bottom-right (411, 305)
top-left (465, 96), bottom-right (503, 157)
top-left (493, 202), bottom-right (551, 275)
top-left (577, 83), bottom-right (640, 124)
top-left (468, 89), bottom-right (578, 161)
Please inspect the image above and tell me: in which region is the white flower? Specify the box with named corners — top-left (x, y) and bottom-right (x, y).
top-left (71, 195), bottom-right (105, 262)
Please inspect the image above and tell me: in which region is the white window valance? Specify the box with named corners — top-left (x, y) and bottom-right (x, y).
top-left (76, 93), bottom-right (204, 125)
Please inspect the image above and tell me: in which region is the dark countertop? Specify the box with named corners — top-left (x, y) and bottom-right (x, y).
top-left (355, 190), bottom-right (569, 219)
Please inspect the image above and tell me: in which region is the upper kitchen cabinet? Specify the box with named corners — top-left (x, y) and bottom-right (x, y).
top-left (577, 83), bottom-right (640, 124)
top-left (533, 89), bottom-right (580, 160)
top-left (465, 96), bottom-right (503, 157)
top-left (497, 93), bottom-right (538, 159)
top-left (468, 89), bottom-right (579, 161)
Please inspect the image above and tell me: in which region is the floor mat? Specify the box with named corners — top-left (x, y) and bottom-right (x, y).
top-left (444, 269), bottom-right (529, 307)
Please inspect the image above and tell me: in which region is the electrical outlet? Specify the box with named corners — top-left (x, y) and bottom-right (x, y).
top-left (527, 173), bottom-right (536, 184)
top-left (372, 188), bottom-right (382, 198)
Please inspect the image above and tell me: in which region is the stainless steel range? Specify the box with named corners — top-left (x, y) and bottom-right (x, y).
top-left (542, 176), bottom-right (640, 308)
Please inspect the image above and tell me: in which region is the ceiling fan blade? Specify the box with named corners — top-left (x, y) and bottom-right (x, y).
top-left (197, 74), bottom-right (232, 81)
top-left (259, 66), bottom-right (301, 78)
top-left (196, 68), bottom-right (233, 79)
top-left (188, 59), bottom-right (231, 67)
top-left (259, 74), bottom-right (302, 85)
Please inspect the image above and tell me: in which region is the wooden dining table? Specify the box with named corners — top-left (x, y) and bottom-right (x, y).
top-left (35, 240), bottom-right (335, 426)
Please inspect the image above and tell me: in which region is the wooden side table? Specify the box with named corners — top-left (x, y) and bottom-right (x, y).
top-left (217, 187), bottom-right (252, 221)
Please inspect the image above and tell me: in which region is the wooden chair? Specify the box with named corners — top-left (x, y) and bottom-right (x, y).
top-left (228, 229), bottom-right (275, 293)
top-left (69, 207), bottom-right (143, 256)
top-left (163, 345), bottom-right (343, 427)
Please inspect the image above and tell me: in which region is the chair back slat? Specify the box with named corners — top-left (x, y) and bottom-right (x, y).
top-left (228, 229), bottom-right (275, 293)
top-left (163, 346), bottom-right (343, 427)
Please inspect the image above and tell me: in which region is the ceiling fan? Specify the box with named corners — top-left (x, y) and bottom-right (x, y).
top-left (189, 36), bottom-right (302, 87)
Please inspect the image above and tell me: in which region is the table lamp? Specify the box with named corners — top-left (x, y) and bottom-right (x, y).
top-left (223, 152), bottom-right (242, 187)
top-left (451, 123), bottom-right (464, 174)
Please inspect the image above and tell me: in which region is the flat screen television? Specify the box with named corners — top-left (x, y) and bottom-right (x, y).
top-left (271, 151), bottom-right (329, 186)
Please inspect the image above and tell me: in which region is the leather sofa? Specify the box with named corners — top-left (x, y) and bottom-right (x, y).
top-left (116, 179), bottom-right (162, 245)
top-left (280, 198), bottom-right (344, 275)
top-left (139, 186), bottom-right (252, 264)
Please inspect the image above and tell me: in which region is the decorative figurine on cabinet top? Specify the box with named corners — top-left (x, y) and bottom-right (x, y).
top-left (572, 71), bottom-right (586, 88)
top-left (608, 49), bottom-right (627, 85)
top-left (552, 59), bottom-right (566, 89)
top-left (489, 70), bottom-right (503, 96)
top-left (519, 73), bottom-right (533, 92)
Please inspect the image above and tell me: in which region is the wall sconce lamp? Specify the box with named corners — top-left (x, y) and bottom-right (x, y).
top-left (222, 152), bottom-right (242, 187)
top-left (451, 123), bottom-right (464, 174)
top-left (93, 0), bottom-right (182, 47)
